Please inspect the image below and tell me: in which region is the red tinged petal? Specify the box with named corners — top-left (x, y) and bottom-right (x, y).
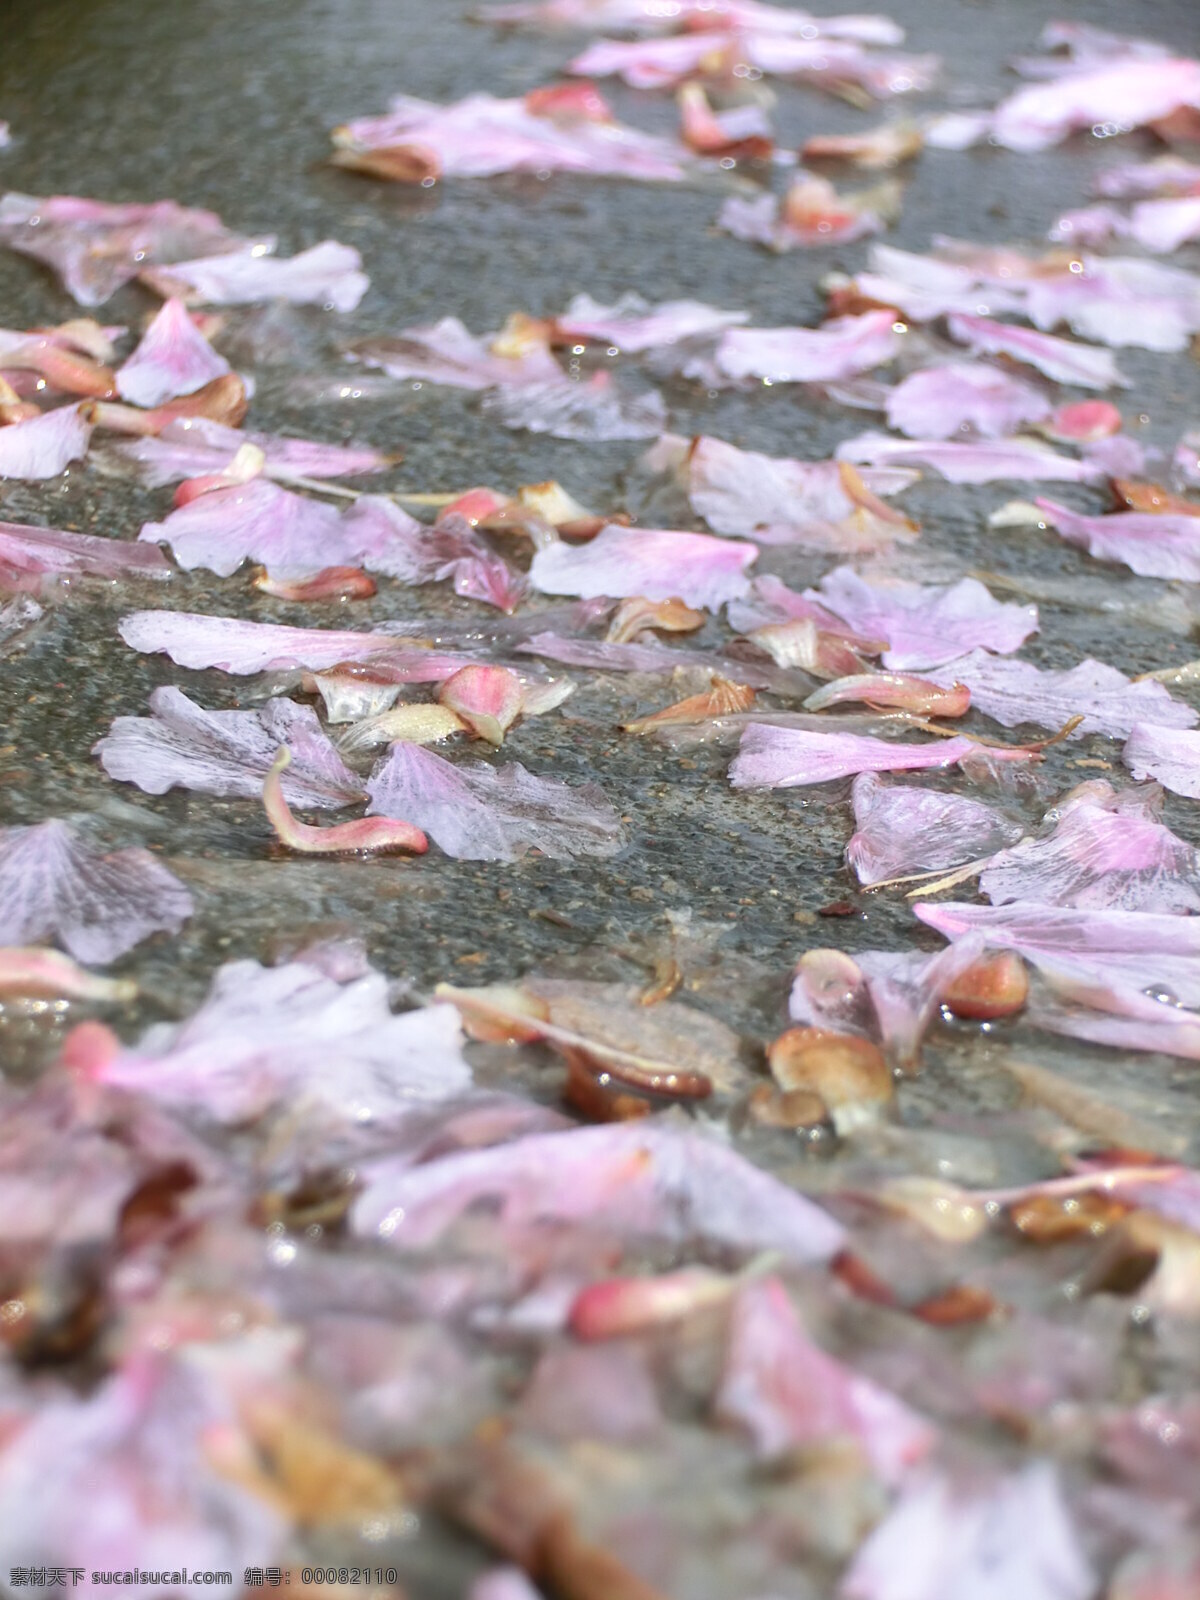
top-left (263, 747), bottom-right (427, 856)
top-left (804, 672), bottom-right (970, 716)
top-left (568, 1269), bottom-right (735, 1339)
top-left (1045, 399), bottom-right (1123, 441)
top-left (438, 664), bottom-right (525, 745)
top-left (253, 566), bottom-right (377, 602)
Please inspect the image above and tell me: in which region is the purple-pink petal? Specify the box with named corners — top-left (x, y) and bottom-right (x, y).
top-left (0, 818), bottom-right (193, 964)
top-left (95, 685), bottom-right (364, 806)
top-left (930, 649), bottom-right (1195, 740)
top-left (365, 741), bottom-right (624, 862)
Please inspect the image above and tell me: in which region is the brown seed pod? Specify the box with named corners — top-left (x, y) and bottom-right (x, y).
top-left (767, 1026), bottom-right (892, 1134)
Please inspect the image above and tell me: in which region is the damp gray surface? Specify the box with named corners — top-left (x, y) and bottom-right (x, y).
top-left (4, 0), bottom-right (1200, 1582)
top-left (2, 1), bottom-right (1200, 1085)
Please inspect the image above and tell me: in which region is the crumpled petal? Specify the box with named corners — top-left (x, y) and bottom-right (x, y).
top-left (95, 685), bottom-right (363, 806)
top-left (0, 818), bottom-right (193, 964)
top-left (531, 524), bottom-right (755, 610)
top-left (87, 960), bottom-right (470, 1124)
top-left (115, 298), bottom-right (231, 407)
top-left (365, 741), bottom-right (624, 861)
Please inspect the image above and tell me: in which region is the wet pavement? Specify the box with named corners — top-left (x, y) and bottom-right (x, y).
top-left (5, 0), bottom-right (1200, 1590)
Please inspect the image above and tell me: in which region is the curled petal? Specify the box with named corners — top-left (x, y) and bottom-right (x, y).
top-left (264, 747), bottom-right (427, 856)
top-left (337, 704), bottom-right (465, 755)
top-left (748, 619), bottom-right (869, 678)
top-left (623, 675), bottom-right (756, 733)
top-left (804, 673), bottom-right (970, 716)
top-left (85, 372), bottom-right (249, 435)
top-left (253, 567), bottom-right (377, 602)
top-left (606, 595), bottom-right (706, 642)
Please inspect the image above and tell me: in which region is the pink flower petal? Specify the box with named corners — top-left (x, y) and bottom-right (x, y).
top-left (1037, 496), bottom-right (1200, 581)
top-left (842, 1464), bottom-right (1093, 1600)
top-left (482, 371), bottom-right (666, 440)
top-left (980, 792), bottom-right (1200, 913)
top-left (0, 404), bottom-right (91, 478)
top-left (114, 416), bottom-right (391, 485)
top-left (847, 772), bottom-right (1022, 886)
top-left (352, 1119), bottom-right (845, 1261)
top-left (139, 478), bottom-right (348, 577)
top-left (0, 191), bottom-right (262, 305)
top-left (350, 315), bottom-right (562, 389)
top-left (884, 360), bottom-right (1052, 439)
top-left (714, 310), bottom-right (903, 383)
top-left (1, 519), bottom-right (171, 585)
top-left (143, 240), bottom-right (368, 310)
top-left (930, 649), bottom-right (1195, 739)
top-left (332, 91), bottom-right (695, 183)
top-left (365, 740), bottom-right (624, 861)
top-left (715, 1276), bottom-right (934, 1480)
top-left (807, 567), bottom-right (1038, 670)
top-left (530, 524), bottom-right (755, 610)
top-left (0, 818), bottom-right (193, 964)
top-left (118, 608), bottom-right (475, 676)
top-left (86, 960), bottom-right (468, 1123)
top-left (553, 291), bottom-right (747, 352)
top-left (837, 429), bottom-right (1103, 483)
top-left (1124, 723), bottom-right (1200, 800)
top-left (947, 313), bottom-right (1128, 389)
top-left (115, 298), bottom-right (231, 407)
top-left (95, 685), bottom-right (363, 806)
top-left (730, 725), bottom-right (999, 788)
top-left (681, 434), bottom-right (917, 549)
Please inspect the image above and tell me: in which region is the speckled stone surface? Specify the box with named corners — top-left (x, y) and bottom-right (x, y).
top-left (2, 2), bottom-right (1200, 1191)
